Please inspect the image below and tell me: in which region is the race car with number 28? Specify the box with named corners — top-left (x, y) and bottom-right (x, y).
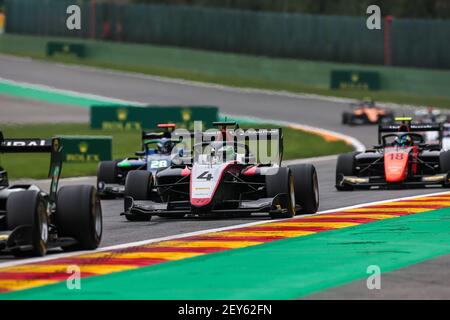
top-left (0, 132), bottom-right (102, 257)
top-left (123, 122), bottom-right (319, 221)
top-left (336, 118), bottom-right (450, 190)
top-left (97, 124), bottom-right (183, 198)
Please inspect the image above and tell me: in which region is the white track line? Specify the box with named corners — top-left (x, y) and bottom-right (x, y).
top-left (1, 190), bottom-right (449, 269)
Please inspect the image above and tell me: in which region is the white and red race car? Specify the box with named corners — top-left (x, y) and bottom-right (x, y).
top-left (122, 122), bottom-right (319, 221)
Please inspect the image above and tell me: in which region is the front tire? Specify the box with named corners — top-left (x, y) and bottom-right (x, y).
top-left (56, 185), bottom-right (102, 250)
top-left (124, 171), bottom-right (153, 222)
top-left (440, 150), bottom-right (450, 187)
top-left (289, 164), bottom-right (319, 214)
top-left (336, 152), bottom-right (358, 191)
top-left (125, 170), bottom-right (152, 201)
top-left (7, 190), bottom-right (49, 257)
top-left (266, 167), bottom-right (296, 219)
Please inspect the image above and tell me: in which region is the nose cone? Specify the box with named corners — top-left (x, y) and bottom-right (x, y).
top-left (384, 150), bottom-right (409, 183)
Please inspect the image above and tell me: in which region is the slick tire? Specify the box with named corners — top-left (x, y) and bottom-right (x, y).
top-left (440, 150), bottom-right (450, 187)
top-left (7, 190), bottom-right (49, 257)
top-left (266, 167), bottom-right (296, 219)
top-left (56, 185), bottom-right (103, 251)
top-left (342, 113), bottom-right (349, 125)
top-left (97, 160), bottom-right (119, 185)
top-left (336, 152), bottom-right (358, 191)
top-left (125, 170), bottom-right (152, 201)
top-left (288, 164), bottom-right (319, 214)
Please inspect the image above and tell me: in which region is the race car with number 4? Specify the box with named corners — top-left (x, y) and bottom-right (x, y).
top-left (123, 122), bottom-right (319, 221)
top-left (336, 118), bottom-right (450, 190)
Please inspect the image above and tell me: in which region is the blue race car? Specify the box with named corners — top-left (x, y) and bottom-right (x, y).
top-left (97, 124), bottom-right (183, 198)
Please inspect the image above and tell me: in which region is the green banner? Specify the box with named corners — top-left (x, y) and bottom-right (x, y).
top-left (59, 136), bottom-right (112, 163)
top-left (330, 70), bottom-right (380, 90)
top-left (90, 105), bottom-right (219, 130)
top-left (46, 42), bottom-right (86, 58)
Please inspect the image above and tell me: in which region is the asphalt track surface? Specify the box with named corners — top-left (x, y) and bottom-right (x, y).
top-left (0, 54), bottom-right (449, 298)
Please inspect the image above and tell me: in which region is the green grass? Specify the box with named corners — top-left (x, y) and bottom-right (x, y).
top-left (2, 34), bottom-right (450, 109)
top-left (0, 123), bottom-right (352, 179)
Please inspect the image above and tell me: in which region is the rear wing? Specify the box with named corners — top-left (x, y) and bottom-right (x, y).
top-left (0, 133), bottom-right (63, 201)
top-left (141, 124), bottom-right (177, 148)
top-left (174, 127), bottom-right (284, 165)
top-left (378, 123), bottom-right (443, 146)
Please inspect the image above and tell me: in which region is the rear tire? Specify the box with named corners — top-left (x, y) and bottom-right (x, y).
top-left (440, 151), bottom-right (450, 187)
top-left (266, 167), bottom-right (296, 219)
top-left (97, 160), bottom-right (119, 185)
top-left (97, 160), bottom-right (119, 199)
top-left (56, 185), bottom-right (102, 250)
top-left (289, 164), bottom-right (319, 214)
top-left (336, 152), bottom-right (358, 191)
top-left (381, 112), bottom-right (395, 124)
top-left (125, 170), bottom-right (152, 201)
top-left (7, 190), bottom-right (48, 257)
top-left (342, 112), bottom-right (349, 125)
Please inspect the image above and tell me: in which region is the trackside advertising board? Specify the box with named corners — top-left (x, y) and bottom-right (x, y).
top-left (330, 70), bottom-right (380, 90)
top-left (59, 136), bottom-right (112, 163)
top-left (90, 106), bottom-right (219, 130)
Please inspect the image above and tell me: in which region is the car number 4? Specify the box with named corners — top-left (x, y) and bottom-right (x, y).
top-left (197, 171), bottom-right (213, 181)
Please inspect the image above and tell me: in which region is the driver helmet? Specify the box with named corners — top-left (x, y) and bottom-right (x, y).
top-left (218, 144), bottom-right (236, 161)
top-left (394, 135), bottom-right (412, 147)
top-left (156, 138), bottom-right (175, 154)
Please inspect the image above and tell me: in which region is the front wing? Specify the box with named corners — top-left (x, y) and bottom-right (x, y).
top-left (337, 173), bottom-right (450, 189)
top-left (122, 194), bottom-right (291, 219)
top-left (98, 183), bottom-right (125, 197)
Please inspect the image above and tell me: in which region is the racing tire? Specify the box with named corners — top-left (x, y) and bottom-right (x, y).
top-left (97, 160), bottom-right (119, 184)
top-left (7, 190), bottom-right (49, 257)
top-left (335, 152), bottom-right (358, 191)
top-left (288, 164), bottom-right (319, 214)
top-left (125, 170), bottom-right (152, 201)
top-left (266, 167), bottom-right (296, 219)
top-left (97, 160), bottom-right (120, 198)
top-left (440, 150), bottom-right (450, 187)
top-left (56, 185), bottom-right (103, 251)
top-left (381, 112), bottom-right (395, 124)
top-left (342, 112), bottom-right (350, 125)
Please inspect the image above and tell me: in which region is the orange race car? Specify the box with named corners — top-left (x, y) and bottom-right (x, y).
top-left (335, 118), bottom-right (450, 190)
top-left (342, 99), bottom-right (395, 125)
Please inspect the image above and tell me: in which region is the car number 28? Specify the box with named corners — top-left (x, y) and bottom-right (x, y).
top-left (150, 160), bottom-right (169, 169)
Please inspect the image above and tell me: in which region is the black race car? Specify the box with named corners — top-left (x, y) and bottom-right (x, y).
top-left (97, 124), bottom-right (182, 198)
top-left (0, 132), bottom-right (102, 257)
top-left (335, 118), bottom-right (450, 190)
top-left (123, 122), bottom-right (319, 221)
